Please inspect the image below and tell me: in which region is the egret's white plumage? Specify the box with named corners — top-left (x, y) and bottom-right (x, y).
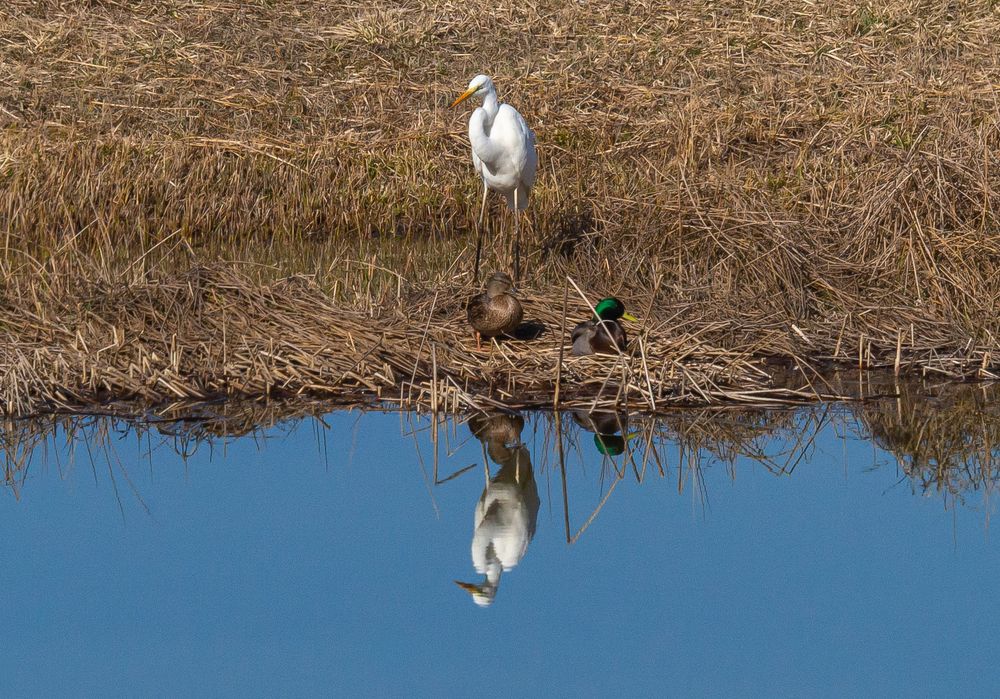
top-left (451, 74), bottom-right (537, 280)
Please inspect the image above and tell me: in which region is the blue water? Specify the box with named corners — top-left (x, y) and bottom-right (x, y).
top-left (1, 406), bottom-right (997, 697)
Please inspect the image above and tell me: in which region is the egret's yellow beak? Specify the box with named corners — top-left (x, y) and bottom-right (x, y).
top-left (454, 580), bottom-right (482, 594)
top-left (450, 87), bottom-right (477, 108)
top-left (622, 312), bottom-right (638, 322)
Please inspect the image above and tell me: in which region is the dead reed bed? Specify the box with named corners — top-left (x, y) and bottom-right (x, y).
top-left (2, 1), bottom-right (1000, 412)
top-left (2, 264), bottom-right (833, 418)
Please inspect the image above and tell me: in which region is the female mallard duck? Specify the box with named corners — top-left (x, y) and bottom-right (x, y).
top-left (467, 272), bottom-right (523, 348)
top-left (571, 297), bottom-right (638, 355)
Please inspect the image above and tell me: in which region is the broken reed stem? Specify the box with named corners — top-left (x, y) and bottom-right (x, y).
top-left (411, 290), bottom-right (438, 386)
top-left (431, 343), bottom-right (438, 414)
top-left (639, 336), bottom-right (656, 411)
top-left (895, 329), bottom-right (903, 376)
top-left (554, 279), bottom-right (568, 410)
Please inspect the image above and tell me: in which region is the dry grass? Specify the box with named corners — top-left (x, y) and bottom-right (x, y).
top-left (2, 0), bottom-right (1000, 413)
top-left (2, 264), bottom-right (830, 416)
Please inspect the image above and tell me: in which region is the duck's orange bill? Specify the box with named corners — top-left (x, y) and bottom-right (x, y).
top-left (450, 87), bottom-right (477, 108)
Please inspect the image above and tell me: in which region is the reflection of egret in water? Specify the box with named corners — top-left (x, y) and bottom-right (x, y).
top-left (455, 413), bottom-right (539, 607)
top-left (571, 410), bottom-right (637, 456)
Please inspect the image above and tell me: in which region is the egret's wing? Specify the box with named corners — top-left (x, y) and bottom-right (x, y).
top-left (522, 124), bottom-right (537, 190)
top-left (495, 104), bottom-right (537, 210)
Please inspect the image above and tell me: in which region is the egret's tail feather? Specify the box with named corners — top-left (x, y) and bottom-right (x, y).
top-left (502, 185), bottom-right (531, 211)
top-left (515, 183), bottom-right (531, 211)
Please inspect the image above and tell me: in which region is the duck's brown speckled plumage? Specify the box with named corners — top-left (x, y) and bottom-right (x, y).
top-left (467, 272), bottom-right (523, 347)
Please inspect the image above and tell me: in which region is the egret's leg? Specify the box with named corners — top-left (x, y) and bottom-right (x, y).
top-left (481, 441), bottom-right (490, 482)
top-left (478, 181), bottom-right (489, 227)
top-left (474, 182), bottom-right (488, 282)
top-left (513, 189), bottom-right (521, 282)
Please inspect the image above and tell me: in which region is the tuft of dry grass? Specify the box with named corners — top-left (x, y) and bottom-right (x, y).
top-left (2, 0), bottom-right (1000, 412)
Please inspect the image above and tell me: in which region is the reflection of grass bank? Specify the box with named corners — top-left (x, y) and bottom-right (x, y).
top-left (4, 1), bottom-right (1000, 411)
top-left (5, 384), bottom-right (1000, 513)
top-left (858, 382), bottom-right (1000, 501)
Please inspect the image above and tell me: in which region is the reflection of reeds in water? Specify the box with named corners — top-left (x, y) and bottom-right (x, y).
top-left (5, 384), bottom-right (1000, 521)
top-left (659, 407), bottom-right (825, 476)
top-left (0, 400), bottom-right (333, 504)
top-left (0, 414), bottom-right (154, 511)
top-left (857, 382), bottom-right (1000, 502)
top-left (535, 406), bottom-right (828, 541)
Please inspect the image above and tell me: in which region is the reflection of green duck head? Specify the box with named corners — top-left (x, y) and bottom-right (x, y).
top-left (593, 432), bottom-right (639, 456)
top-left (571, 410), bottom-right (637, 455)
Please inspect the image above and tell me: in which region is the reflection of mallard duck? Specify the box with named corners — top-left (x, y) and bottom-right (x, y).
top-left (572, 410), bottom-right (628, 435)
top-left (456, 412), bottom-right (538, 607)
top-left (572, 410), bottom-right (637, 456)
top-left (468, 413), bottom-right (525, 447)
top-left (469, 413), bottom-right (526, 465)
top-left (466, 272), bottom-right (523, 349)
top-left (571, 297), bottom-right (638, 355)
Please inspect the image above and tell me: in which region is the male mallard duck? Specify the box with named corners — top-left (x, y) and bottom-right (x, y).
top-left (571, 297), bottom-right (638, 355)
top-left (467, 272), bottom-right (523, 349)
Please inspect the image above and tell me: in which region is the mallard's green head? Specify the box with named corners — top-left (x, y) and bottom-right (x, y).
top-left (594, 297), bottom-right (637, 322)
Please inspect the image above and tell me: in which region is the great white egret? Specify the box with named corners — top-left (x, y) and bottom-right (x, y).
top-left (450, 74), bottom-right (537, 282)
top-left (455, 413), bottom-right (539, 607)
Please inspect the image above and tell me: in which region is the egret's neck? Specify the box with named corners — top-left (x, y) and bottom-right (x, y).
top-left (481, 88), bottom-right (499, 122)
top-left (468, 102), bottom-right (503, 167)
top-left (484, 558), bottom-right (502, 586)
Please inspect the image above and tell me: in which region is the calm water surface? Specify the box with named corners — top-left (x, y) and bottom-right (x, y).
top-left (2, 390), bottom-right (999, 696)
